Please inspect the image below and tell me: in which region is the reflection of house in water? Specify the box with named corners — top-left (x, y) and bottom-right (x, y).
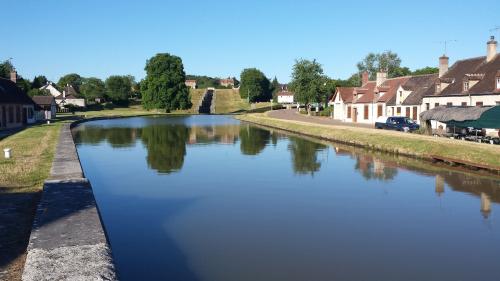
top-left (435, 175), bottom-right (445, 196)
top-left (335, 146), bottom-right (499, 219)
top-left (188, 125), bottom-right (240, 145)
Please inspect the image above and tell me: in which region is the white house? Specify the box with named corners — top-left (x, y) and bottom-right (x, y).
top-left (277, 91), bottom-right (294, 104)
top-left (40, 82), bottom-right (63, 97)
top-left (55, 85), bottom-right (86, 108)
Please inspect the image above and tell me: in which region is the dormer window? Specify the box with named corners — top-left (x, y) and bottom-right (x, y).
top-left (496, 77), bottom-right (500, 89)
top-left (463, 81), bottom-right (469, 91)
top-left (436, 83), bottom-right (441, 93)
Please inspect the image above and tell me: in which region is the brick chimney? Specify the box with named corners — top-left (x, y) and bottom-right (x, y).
top-left (361, 71), bottom-right (369, 85)
top-left (10, 69), bottom-right (17, 83)
top-left (487, 36), bottom-right (497, 62)
top-left (376, 70), bottom-right (387, 86)
top-left (439, 55), bottom-right (449, 78)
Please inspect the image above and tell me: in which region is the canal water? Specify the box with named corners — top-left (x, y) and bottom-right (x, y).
top-left (73, 115), bottom-right (500, 281)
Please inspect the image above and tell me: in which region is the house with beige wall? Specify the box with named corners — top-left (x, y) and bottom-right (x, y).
top-left (422, 36), bottom-right (500, 128)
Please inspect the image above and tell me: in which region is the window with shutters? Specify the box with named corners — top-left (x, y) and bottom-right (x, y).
top-left (347, 106), bottom-right (351, 118)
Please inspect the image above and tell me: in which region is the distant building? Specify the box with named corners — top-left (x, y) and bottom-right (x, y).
top-left (219, 78), bottom-right (234, 88)
top-left (0, 71), bottom-right (36, 129)
top-left (55, 84), bottom-right (86, 108)
top-left (277, 91), bottom-right (294, 104)
top-left (32, 95), bottom-right (57, 120)
top-left (185, 80), bottom-right (197, 89)
top-left (40, 82), bottom-right (63, 97)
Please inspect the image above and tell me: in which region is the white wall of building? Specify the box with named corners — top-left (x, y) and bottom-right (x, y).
top-left (277, 95), bottom-right (294, 104)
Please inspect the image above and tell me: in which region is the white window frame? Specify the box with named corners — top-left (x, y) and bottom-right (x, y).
top-left (496, 77), bottom-right (500, 89)
top-left (463, 81), bottom-right (469, 91)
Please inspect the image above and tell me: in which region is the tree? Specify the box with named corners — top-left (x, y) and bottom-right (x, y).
top-left (239, 68), bottom-right (272, 102)
top-left (289, 59), bottom-right (328, 112)
top-left (105, 75), bottom-right (131, 105)
top-left (58, 73), bottom-right (83, 91)
top-left (27, 88), bottom-right (51, 97)
top-left (81, 77), bottom-right (106, 101)
top-left (412, 66), bottom-right (439, 75)
top-left (270, 76), bottom-right (280, 101)
top-left (335, 73), bottom-right (361, 87)
top-left (356, 51), bottom-right (408, 79)
top-left (141, 53), bottom-right (192, 111)
top-left (31, 75), bottom-right (48, 89)
top-left (0, 60), bottom-right (14, 79)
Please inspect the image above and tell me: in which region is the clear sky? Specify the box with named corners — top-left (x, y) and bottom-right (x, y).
top-left (3, 0), bottom-right (499, 83)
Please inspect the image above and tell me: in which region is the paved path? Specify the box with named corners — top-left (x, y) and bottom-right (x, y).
top-left (22, 124), bottom-right (117, 281)
top-left (267, 109), bottom-right (373, 128)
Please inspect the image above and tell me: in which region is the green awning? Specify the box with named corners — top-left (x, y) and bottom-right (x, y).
top-left (420, 106), bottom-right (500, 129)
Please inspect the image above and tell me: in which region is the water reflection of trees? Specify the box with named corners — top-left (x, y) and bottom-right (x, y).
top-left (140, 125), bottom-right (189, 174)
top-left (239, 125), bottom-right (271, 155)
top-left (288, 137), bottom-right (327, 175)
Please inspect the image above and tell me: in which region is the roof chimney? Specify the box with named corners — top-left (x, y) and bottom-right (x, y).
top-left (376, 71), bottom-right (387, 86)
top-left (361, 71), bottom-right (369, 85)
top-left (439, 55), bottom-right (449, 78)
top-left (10, 69), bottom-right (17, 83)
top-left (487, 36), bottom-right (497, 62)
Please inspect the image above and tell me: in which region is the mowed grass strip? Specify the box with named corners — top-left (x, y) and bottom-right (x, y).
top-left (0, 123), bottom-right (62, 192)
top-left (236, 113), bottom-right (500, 169)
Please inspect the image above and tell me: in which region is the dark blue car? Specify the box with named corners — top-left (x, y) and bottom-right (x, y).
top-left (375, 116), bottom-right (420, 132)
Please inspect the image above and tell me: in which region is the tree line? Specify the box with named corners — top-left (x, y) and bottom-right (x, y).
top-left (238, 51), bottom-right (439, 114)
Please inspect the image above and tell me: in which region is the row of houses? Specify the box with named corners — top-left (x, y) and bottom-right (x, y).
top-left (330, 37), bottom-right (500, 127)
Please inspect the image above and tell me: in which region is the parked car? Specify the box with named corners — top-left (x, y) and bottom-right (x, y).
top-left (375, 116), bottom-right (420, 132)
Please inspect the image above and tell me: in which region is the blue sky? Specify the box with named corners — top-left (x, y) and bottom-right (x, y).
top-left (3, 0), bottom-right (499, 83)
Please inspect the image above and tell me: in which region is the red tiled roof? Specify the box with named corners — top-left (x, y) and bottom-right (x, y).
top-left (332, 87), bottom-right (355, 103)
top-left (277, 91), bottom-right (294, 96)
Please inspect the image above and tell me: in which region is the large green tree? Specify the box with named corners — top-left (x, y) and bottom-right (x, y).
top-left (58, 73), bottom-right (83, 91)
top-left (81, 77), bottom-right (106, 101)
top-left (239, 68), bottom-right (271, 102)
top-left (27, 88), bottom-right (51, 97)
top-left (289, 59), bottom-right (328, 112)
top-left (105, 75), bottom-right (132, 105)
top-left (357, 51), bottom-right (409, 79)
top-left (141, 53), bottom-right (191, 111)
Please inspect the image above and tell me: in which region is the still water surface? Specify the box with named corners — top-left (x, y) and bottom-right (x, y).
top-left (73, 115), bottom-right (500, 281)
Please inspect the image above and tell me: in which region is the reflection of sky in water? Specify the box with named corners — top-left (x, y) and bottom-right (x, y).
top-left (74, 115), bottom-right (500, 281)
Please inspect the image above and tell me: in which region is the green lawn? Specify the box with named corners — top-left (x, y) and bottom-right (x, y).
top-left (236, 113), bottom-right (500, 171)
top-left (214, 89), bottom-right (272, 114)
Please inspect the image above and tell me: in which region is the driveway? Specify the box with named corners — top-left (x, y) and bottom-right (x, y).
top-left (267, 109), bottom-right (373, 128)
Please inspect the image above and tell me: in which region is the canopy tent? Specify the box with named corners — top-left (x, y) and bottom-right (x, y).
top-left (420, 106), bottom-right (500, 129)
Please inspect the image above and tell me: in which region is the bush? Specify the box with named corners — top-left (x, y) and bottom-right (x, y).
top-left (319, 106), bottom-right (333, 117)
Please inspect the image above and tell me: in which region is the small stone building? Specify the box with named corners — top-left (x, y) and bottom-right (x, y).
top-left (32, 95), bottom-right (57, 120)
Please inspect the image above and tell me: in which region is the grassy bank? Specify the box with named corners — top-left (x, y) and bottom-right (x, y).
top-left (235, 113), bottom-right (500, 171)
top-left (214, 89), bottom-right (272, 114)
top-left (0, 122), bottom-right (63, 280)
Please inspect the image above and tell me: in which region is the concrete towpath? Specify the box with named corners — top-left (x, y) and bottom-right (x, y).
top-left (267, 109), bottom-right (373, 129)
top-left (22, 123), bottom-right (117, 280)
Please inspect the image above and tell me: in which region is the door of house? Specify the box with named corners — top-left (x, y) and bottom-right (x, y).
top-left (377, 105), bottom-right (383, 117)
top-left (1, 106), bottom-right (5, 128)
top-left (353, 108), bottom-right (358, 122)
top-left (22, 108), bottom-right (28, 125)
top-left (405, 107), bottom-right (410, 117)
top-left (412, 106), bottom-right (417, 120)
